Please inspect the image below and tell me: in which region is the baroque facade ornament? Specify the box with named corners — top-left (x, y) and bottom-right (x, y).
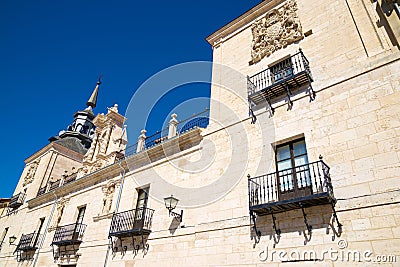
top-left (50, 197), bottom-right (69, 230)
top-left (99, 179), bottom-right (119, 215)
top-left (23, 159), bottom-right (40, 187)
top-left (249, 0), bottom-right (303, 64)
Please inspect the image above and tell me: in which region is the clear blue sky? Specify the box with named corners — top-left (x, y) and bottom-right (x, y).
top-left (0, 0), bottom-right (260, 197)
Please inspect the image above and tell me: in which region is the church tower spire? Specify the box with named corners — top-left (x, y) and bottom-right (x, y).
top-left (86, 75), bottom-right (102, 109)
top-left (48, 77), bottom-right (103, 154)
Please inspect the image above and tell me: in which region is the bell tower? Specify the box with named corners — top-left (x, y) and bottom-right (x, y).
top-left (48, 76), bottom-right (102, 154)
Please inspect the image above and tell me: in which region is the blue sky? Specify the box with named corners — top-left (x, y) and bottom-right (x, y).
top-left (0, 0), bottom-right (260, 197)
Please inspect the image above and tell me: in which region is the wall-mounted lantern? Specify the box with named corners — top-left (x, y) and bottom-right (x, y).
top-left (163, 195), bottom-right (183, 222)
top-left (9, 236), bottom-right (17, 246)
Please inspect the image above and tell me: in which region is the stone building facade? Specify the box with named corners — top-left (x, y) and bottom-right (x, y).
top-left (0, 0), bottom-right (400, 266)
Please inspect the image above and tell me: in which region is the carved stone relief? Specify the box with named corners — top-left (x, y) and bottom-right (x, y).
top-left (79, 106), bottom-right (127, 179)
top-left (99, 180), bottom-right (119, 215)
top-left (77, 165), bottom-right (89, 179)
top-left (250, 0), bottom-right (303, 64)
top-left (50, 197), bottom-right (69, 230)
top-left (89, 161), bottom-right (104, 173)
top-left (23, 159), bottom-right (40, 187)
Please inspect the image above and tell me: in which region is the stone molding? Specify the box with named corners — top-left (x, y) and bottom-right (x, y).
top-left (93, 212), bottom-right (113, 222)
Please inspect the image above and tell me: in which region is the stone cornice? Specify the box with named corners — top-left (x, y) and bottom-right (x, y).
top-left (24, 142), bottom-right (84, 164)
top-left (206, 0), bottom-right (284, 47)
top-left (27, 128), bottom-right (204, 209)
top-left (27, 161), bottom-right (126, 208)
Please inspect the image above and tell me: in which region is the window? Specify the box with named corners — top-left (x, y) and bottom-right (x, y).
top-left (0, 202), bottom-right (7, 216)
top-left (36, 218), bottom-right (45, 233)
top-left (270, 57), bottom-right (293, 83)
top-left (34, 218), bottom-right (45, 245)
top-left (72, 206), bottom-right (86, 240)
top-left (0, 228), bottom-right (8, 248)
top-left (135, 188), bottom-right (149, 210)
top-left (76, 206), bottom-right (86, 225)
top-left (276, 138), bottom-right (311, 200)
top-left (135, 187), bottom-right (149, 221)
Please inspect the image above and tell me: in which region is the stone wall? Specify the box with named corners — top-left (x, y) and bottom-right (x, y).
top-left (0, 0), bottom-right (399, 266)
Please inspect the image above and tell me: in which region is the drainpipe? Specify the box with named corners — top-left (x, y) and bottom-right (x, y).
top-left (32, 192), bottom-right (58, 267)
top-left (114, 162), bottom-right (127, 213)
top-left (103, 161), bottom-right (126, 267)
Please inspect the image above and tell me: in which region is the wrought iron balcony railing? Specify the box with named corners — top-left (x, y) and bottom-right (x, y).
top-left (51, 223), bottom-right (87, 245)
top-left (177, 111), bottom-right (210, 134)
top-left (248, 159), bottom-right (334, 215)
top-left (49, 180), bottom-right (61, 191)
top-left (37, 186), bottom-right (46, 197)
top-left (248, 157), bottom-right (342, 237)
top-left (8, 192), bottom-right (26, 209)
top-left (247, 50), bottom-right (314, 111)
top-left (145, 128), bottom-right (169, 149)
top-left (15, 232), bottom-right (41, 251)
top-left (36, 173), bottom-right (78, 197)
top-left (109, 207), bottom-right (154, 238)
top-left (121, 109), bottom-right (209, 159)
top-left (63, 172), bottom-right (77, 185)
top-left (144, 109), bottom-right (210, 149)
top-left (14, 232), bottom-right (42, 262)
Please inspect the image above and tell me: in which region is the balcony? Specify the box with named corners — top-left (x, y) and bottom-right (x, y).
top-left (36, 173), bottom-right (77, 197)
top-left (8, 192), bottom-right (26, 209)
top-left (247, 50), bottom-right (314, 112)
top-left (63, 172), bottom-right (77, 185)
top-left (37, 186), bottom-right (46, 197)
top-left (15, 232), bottom-right (41, 251)
top-left (109, 207), bottom-right (154, 238)
top-left (109, 207), bottom-right (154, 252)
top-left (144, 109), bottom-right (209, 150)
top-left (51, 223), bottom-right (87, 246)
top-left (248, 157), bottom-right (341, 236)
top-left (248, 159), bottom-right (335, 215)
top-left (49, 180), bottom-right (61, 191)
top-left (14, 232), bottom-right (42, 261)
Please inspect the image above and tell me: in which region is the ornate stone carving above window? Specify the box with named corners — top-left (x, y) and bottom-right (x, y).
top-left (23, 159), bottom-right (40, 187)
top-left (100, 179), bottom-right (120, 215)
top-left (49, 197), bottom-right (69, 231)
top-left (78, 104), bottom-right (127, 179)
top-left (93, 179), bottom-right (121, 222)
top-left (250, 0), bottom-right (303, 65)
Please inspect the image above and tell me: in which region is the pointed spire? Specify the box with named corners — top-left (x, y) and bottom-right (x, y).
top-left (86, 75), bottom-right (103, 109)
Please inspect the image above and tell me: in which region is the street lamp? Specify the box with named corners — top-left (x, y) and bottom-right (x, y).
top-left (9, 236), bottom-right (17, 246)
top-left (163, 195), bottom-right (183, 222)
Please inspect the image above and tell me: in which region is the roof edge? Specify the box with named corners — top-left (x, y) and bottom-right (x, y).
top-left (206, 0), bottom-right (284, 47)
top-left (24, 142), bottom-right (84, 165)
